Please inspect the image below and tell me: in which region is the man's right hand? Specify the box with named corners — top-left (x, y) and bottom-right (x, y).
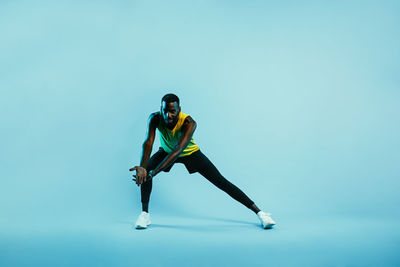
top-left (129, 166), bottom-right (147, 186)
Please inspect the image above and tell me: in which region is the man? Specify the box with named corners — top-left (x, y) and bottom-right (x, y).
top-left (129, 93), bottom-right (276, 229)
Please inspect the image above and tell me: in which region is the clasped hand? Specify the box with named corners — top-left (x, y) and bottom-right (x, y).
top-left (129, 166), bottom-right (152, 186)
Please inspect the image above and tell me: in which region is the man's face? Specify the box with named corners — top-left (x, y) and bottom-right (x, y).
top-left (161, 101), bottom-right (180, 127)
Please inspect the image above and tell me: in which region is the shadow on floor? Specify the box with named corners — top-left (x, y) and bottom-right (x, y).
top-left (124, 213), bottom-right (268, 231)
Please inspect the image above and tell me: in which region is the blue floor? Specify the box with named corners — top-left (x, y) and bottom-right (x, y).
top-left (1, 213), bottom-right (399, 267)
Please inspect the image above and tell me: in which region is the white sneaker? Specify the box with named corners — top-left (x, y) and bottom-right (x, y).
top-left (135, 211), bottom-right (151, 229)
top-left (257, 211), bottom-right (276, 229)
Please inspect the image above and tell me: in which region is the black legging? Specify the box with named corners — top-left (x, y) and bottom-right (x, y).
top-left (141, 148), bottom-right (255, 210)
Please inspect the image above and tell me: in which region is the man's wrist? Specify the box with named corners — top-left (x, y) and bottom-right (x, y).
top-left (149, 170), bottom-right (157, 178)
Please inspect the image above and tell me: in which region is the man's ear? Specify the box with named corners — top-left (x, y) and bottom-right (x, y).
top-left (179, 107), bottom-right (181, 113)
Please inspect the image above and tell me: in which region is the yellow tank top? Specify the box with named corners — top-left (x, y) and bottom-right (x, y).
top-left (158, 111), bottom-right (200, 157)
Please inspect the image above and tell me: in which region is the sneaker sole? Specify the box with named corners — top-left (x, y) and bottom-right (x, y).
top-left (263, 223), bottom-right (276, 229)
top-left (135, 221), bottom-right (151, 229)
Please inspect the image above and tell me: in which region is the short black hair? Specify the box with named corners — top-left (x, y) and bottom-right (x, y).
top-left (161, 93), bottom-right (180, 106)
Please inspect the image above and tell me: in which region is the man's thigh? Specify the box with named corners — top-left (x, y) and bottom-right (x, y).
top-left (146, 148), bottom-right (168, 171)
top-left (181, 150), bottom-right (221, 175)
top-left (147, 147), bottom-right (178, 173)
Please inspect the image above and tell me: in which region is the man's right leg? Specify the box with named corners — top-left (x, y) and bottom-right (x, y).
top-left (140, 148), bottom-right (168, 212)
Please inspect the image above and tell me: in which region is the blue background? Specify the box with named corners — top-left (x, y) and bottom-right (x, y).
top-left (1, 0), bottom-right (399, 266)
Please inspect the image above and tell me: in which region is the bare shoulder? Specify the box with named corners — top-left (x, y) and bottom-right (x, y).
top-left (149, 111), bottom-right (160, 126)
top-left (183, 116), bottom-right (197, 129)
top-left (150, 111), bottom-right (160, 119)
top-left (184, 115), bottom-right (196, 124)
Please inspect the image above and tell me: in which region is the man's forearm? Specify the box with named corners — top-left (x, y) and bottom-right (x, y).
top-left (152, 149), bottom-right (181, 176)
top-left (140, 142), bottom-right (153, 169)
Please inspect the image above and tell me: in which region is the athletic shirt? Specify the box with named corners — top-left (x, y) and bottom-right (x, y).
top-left (157, 111), bottom-right (200, 157)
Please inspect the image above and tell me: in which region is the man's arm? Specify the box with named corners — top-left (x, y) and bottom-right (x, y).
top-left (140, 112), bottom-right (158, 169)
top-left (129, 112), bottom-right (159, 186)
top-left (151, 116), bottom-right (197, 178)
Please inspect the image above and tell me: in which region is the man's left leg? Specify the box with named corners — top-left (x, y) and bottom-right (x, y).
top-left (187, 151), bottom-right (257, 212)
top-left (187, 150), bottom-right (276, 228)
